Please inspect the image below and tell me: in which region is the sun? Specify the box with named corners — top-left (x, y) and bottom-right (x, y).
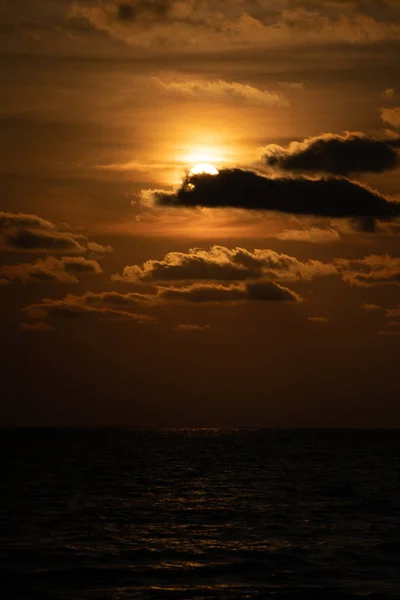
top-left (189, 163), bottom-right (219, 176)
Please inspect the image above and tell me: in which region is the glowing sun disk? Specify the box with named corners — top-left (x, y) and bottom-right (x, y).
top-left (189, 163), bottom-right (219, 176)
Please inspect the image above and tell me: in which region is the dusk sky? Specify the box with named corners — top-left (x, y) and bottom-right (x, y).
top-left (1, 0), bottom-right (400, 427)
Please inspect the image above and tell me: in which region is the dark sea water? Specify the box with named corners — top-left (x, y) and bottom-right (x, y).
top-left (2, 429), bottom-right (400, 600)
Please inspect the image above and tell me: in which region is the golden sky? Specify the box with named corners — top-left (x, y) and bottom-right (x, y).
top-left (1, 0), bottom-right (400, 426)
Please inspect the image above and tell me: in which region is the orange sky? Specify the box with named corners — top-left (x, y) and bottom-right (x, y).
top-left (1, 0), bottom-right (400, 427)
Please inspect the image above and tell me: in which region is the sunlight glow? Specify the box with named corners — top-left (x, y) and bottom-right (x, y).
top-left (189, 163), bottom-right (219, 176)
top-left (185, 151), bottom-right (223, 164)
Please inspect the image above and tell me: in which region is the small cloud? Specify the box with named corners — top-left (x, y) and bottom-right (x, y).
top-left (381, 107), bottom-right (400, 128)
top-left (276, 228), bottom-right (340, 243)
top-left (382, 88), bottom-right (395, 100)
top-left (386, 305), bottom-right (400, 318)
top-left (378, 330), bottom-right (400, 336)
top-left (279, 82), bottom-right (305, 90)
top-left (87, 241), bottom-right (113, 254)
top-left (362, 303), bottom-right (382, 310)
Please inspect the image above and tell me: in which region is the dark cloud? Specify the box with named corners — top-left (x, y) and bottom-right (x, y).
top-left (3, 230), bottom-right (84, 252)
top-left (0, 257), bottom-right (103, 284)
top-left (117, 1), bottom-right (170, 22)
top-left (246, 280), bottom-right (301, 302)
top-left (79, 291), bottom-right (154, 306)
top-left (118, 2), bottom-right (135, 20)
top-left (0, 212), bottom-right (113, 254)
top-left (159, 281), bottom-right (300, 303)
top-left (113, 246), bottom-right (336, 283)
top-left (264, 133), bottom-right (400, 175)
top-left (23, 293), bottom-right (155, 326)
top-left (155, 169), bottom-right (399, 220)
top-left (336, 255), bottom-right (400, 287)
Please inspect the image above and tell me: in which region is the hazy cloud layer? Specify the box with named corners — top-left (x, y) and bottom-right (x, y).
top-left (336, 255), bottom-right (400, 287)
top-left (0, 257), bottom-right (103, 285)
top-left (0, 212), bottom-right (113, 254)
top-left (112, 246), bottom-right (336, 284)
top-left (155, 169), bottom-right (399, 221)
top-left (69, 1), bottom-right (400, 52)
top-left (264, 133), bottom-right (400, 175)
top-left (276, 228), bottom-right (340, 243)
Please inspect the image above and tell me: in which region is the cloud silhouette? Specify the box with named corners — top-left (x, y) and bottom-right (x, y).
top-left (263, 132), bottom-right (400, 175)
top-left (113, 246), bottom-right (336, 284)
top-left (23, 293), bottom-right (155, 326)
top-left (0, 212), bottom-right (113, 254)
top-left (0, 257), bottom-right (103, 284)
top-left (159, 280), bottom-right (300, 303)
top-left (155, 169), bottom-right (399, 220)
top-left (336, 255), bottom-right (400, 287)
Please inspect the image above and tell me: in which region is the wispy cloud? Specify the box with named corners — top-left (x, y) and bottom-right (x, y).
top-left (155, 78), bottom-right (289, 107)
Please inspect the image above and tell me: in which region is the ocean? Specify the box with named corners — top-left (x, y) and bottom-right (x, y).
top-left (2, 429), bottom-right (400, 599)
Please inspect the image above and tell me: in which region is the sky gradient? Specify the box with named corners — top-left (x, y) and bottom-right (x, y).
top-left (1, 0), bottom-right (400, 427)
